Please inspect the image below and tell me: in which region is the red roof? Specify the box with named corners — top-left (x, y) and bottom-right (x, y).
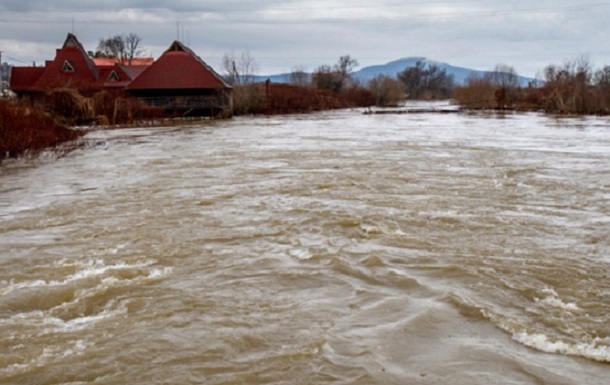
top-left (127, 41), bottom-right (231, 91)
top-left (10, 67), bottom-right (45, 92)
top-left (96, 64), bottom-right (149, 88)
top-left (9, 35), bottom-right (230, 95)
top-left (33, 46), bottom-right (99, 89)
top-left (92, 57), bottom-right (154, 66)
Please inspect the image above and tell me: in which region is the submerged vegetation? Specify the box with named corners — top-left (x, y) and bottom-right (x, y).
top-left (0, 89), bottom-right (167, 161)
top-left (0, 99), bottom-right (84, 160)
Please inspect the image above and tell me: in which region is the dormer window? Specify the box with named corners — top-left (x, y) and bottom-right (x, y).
top-left (61, 60), bottom-right (75, 72)
top-left (108, 70), bottom-right (120, 82)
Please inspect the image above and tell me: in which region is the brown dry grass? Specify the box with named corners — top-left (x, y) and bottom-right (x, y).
top-left (0, 99), bottom-right (84, 160)
top-left (251, 83), bottom-right (374, 115)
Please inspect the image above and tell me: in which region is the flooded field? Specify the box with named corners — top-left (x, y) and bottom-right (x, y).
top-left (1, 105), bottom-right (609, 384)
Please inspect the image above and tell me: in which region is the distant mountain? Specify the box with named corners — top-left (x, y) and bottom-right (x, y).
top-left (353, 57), bottom-right (534, 86)
top-left (256, 57), bottom-right (535, 86)
top-left (253, 73), bottom-right (292, 83)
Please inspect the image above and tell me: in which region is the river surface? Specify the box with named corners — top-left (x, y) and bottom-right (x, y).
top-left (1, 104), bottom-right (609, 384)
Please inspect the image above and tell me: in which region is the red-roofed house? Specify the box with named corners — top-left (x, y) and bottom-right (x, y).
top-left (126, 41), bottom-right (233, 117)
top-left (11, 34), bottom-right (103, 95)
top-left (10, 34), bottom-right (233, 117)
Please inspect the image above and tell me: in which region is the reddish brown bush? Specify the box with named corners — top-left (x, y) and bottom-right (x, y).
top-left (44, 88), bottom-right (94, 125)
top-left (257, 83), bottom-right (372, 115)
top-left (260, 83), bottom-right (339, 114)
top-left (341, 86), bottom-right (375, 107)
top-left (92, 90), bottom-right (119, 121)
top-left (92, 91), bottom-right (166, 125)
top-left (0, 99), bottom-right (84, 159)
top-left (453, 78), bottom-right (497, 109)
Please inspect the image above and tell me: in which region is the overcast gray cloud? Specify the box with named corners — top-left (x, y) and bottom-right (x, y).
top-left (1, 0), bottom-right (609, 77)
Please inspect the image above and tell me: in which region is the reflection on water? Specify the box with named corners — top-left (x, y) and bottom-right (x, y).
top-left (1, 106), bottom-right (609, 384)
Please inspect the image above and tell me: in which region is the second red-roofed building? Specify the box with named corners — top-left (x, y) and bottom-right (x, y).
top-left (126, 41), bottom-right (233, 117)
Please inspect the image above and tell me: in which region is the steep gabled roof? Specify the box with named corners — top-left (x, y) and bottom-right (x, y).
top-left (127, 41), bottom-right (231, 91)
top-left (62, 33), bottom-right (99, 78)
top-left (95, 64), bottom-right (149, 88)
top-left (33, 33), bottom-right (99, 89)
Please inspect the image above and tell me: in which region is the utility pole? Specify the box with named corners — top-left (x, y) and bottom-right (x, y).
top-left (0, 51), bottom-right (4, 95)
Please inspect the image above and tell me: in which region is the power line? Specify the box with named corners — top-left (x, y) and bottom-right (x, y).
top-left (6, 56), bottom-right (29, 64)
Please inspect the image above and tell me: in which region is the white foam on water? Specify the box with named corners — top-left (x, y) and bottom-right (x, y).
top-left (50, 303), bottom-right (129, 332)
top-left (0, 279), bottom-right (48, 295)
top-left (147, 267), bottom-right (174, 278)
top-left (512, 332), bottom-right (610, 363)
top-left (66, 258), bottom-right (154, 280)
top-left (1, 298), bottom-right (128, 333)
top-left (1, 258), bottom-right (171, 296)
top-left (480, 304), bottom-right (609, 363)
top-left (534, 288), bottom-right (581, 312)
top-left (537, 296), bottom-right (580, 312)
top-left (1, 339), bottom-right (92, 377)
top-left (359, 223), bottom-right (388, 235)
top-left (289, 248), bottom-right (314, 261)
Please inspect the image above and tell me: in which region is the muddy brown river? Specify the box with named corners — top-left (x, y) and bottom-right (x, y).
top-left (1, 104), bottom-right (609, 384)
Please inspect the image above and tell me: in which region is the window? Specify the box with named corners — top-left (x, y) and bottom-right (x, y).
top-left (61, 60), bottom-right (75, 72)
top-left (108, 70), bottom-right (120, 82)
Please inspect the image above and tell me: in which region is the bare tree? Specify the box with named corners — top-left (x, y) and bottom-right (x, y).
top-left (334, 55), bottom-right (359, 90)
top-left (543, 57), bottom-right (594, 113)
top-left (397, 61), bottom-right (454, 99)
top-left (311, 65), bottom-right (341, 92)
top-left (594, 66), bottom-right (610, 87)
top-left (486, 64), bottom-right (519, 89)
top-left (96, 35), bottom-right (125, 59)
top-left (368, 75), bottom-right (405, 106)
top-left (222, 51), bottom-right (258, 86)
top-left (289, 65), bottom-right (310, 87)
top-left (312, 55), bottom-right (359, 93)
top-left (95, 33), bottom-right (144, 63)
top-left (335, 55), bottom-right (358, 80)
top-left (124, 33), bottom-right (144, 65)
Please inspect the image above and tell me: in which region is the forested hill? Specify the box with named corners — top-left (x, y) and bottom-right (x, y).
top-left (256, 57), bottom-right (535, 86)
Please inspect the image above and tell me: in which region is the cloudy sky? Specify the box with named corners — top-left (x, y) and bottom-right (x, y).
top-left (1, 0), bottom-right (609, 78)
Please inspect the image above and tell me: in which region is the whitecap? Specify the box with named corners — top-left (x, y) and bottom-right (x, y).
top-left (534, 287), bottom-right (581, 312)
top-left (512, 332), bottom-right (610, 363)
top-left (1, 258), bottom-right (163, 297)
top-left (538, 296), bottom-right (580, 312)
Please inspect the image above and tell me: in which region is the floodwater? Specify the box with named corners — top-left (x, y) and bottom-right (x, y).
top-left (1, 104), bottom-right (609, 384)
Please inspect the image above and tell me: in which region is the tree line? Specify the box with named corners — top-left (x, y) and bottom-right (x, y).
top-left (454, 57), bottom-right (610, 115)
top-left (221, 52), bottom-right (461, 112)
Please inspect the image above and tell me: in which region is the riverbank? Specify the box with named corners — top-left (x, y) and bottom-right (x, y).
top-left (1, 83), bottom-right (375, 161)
